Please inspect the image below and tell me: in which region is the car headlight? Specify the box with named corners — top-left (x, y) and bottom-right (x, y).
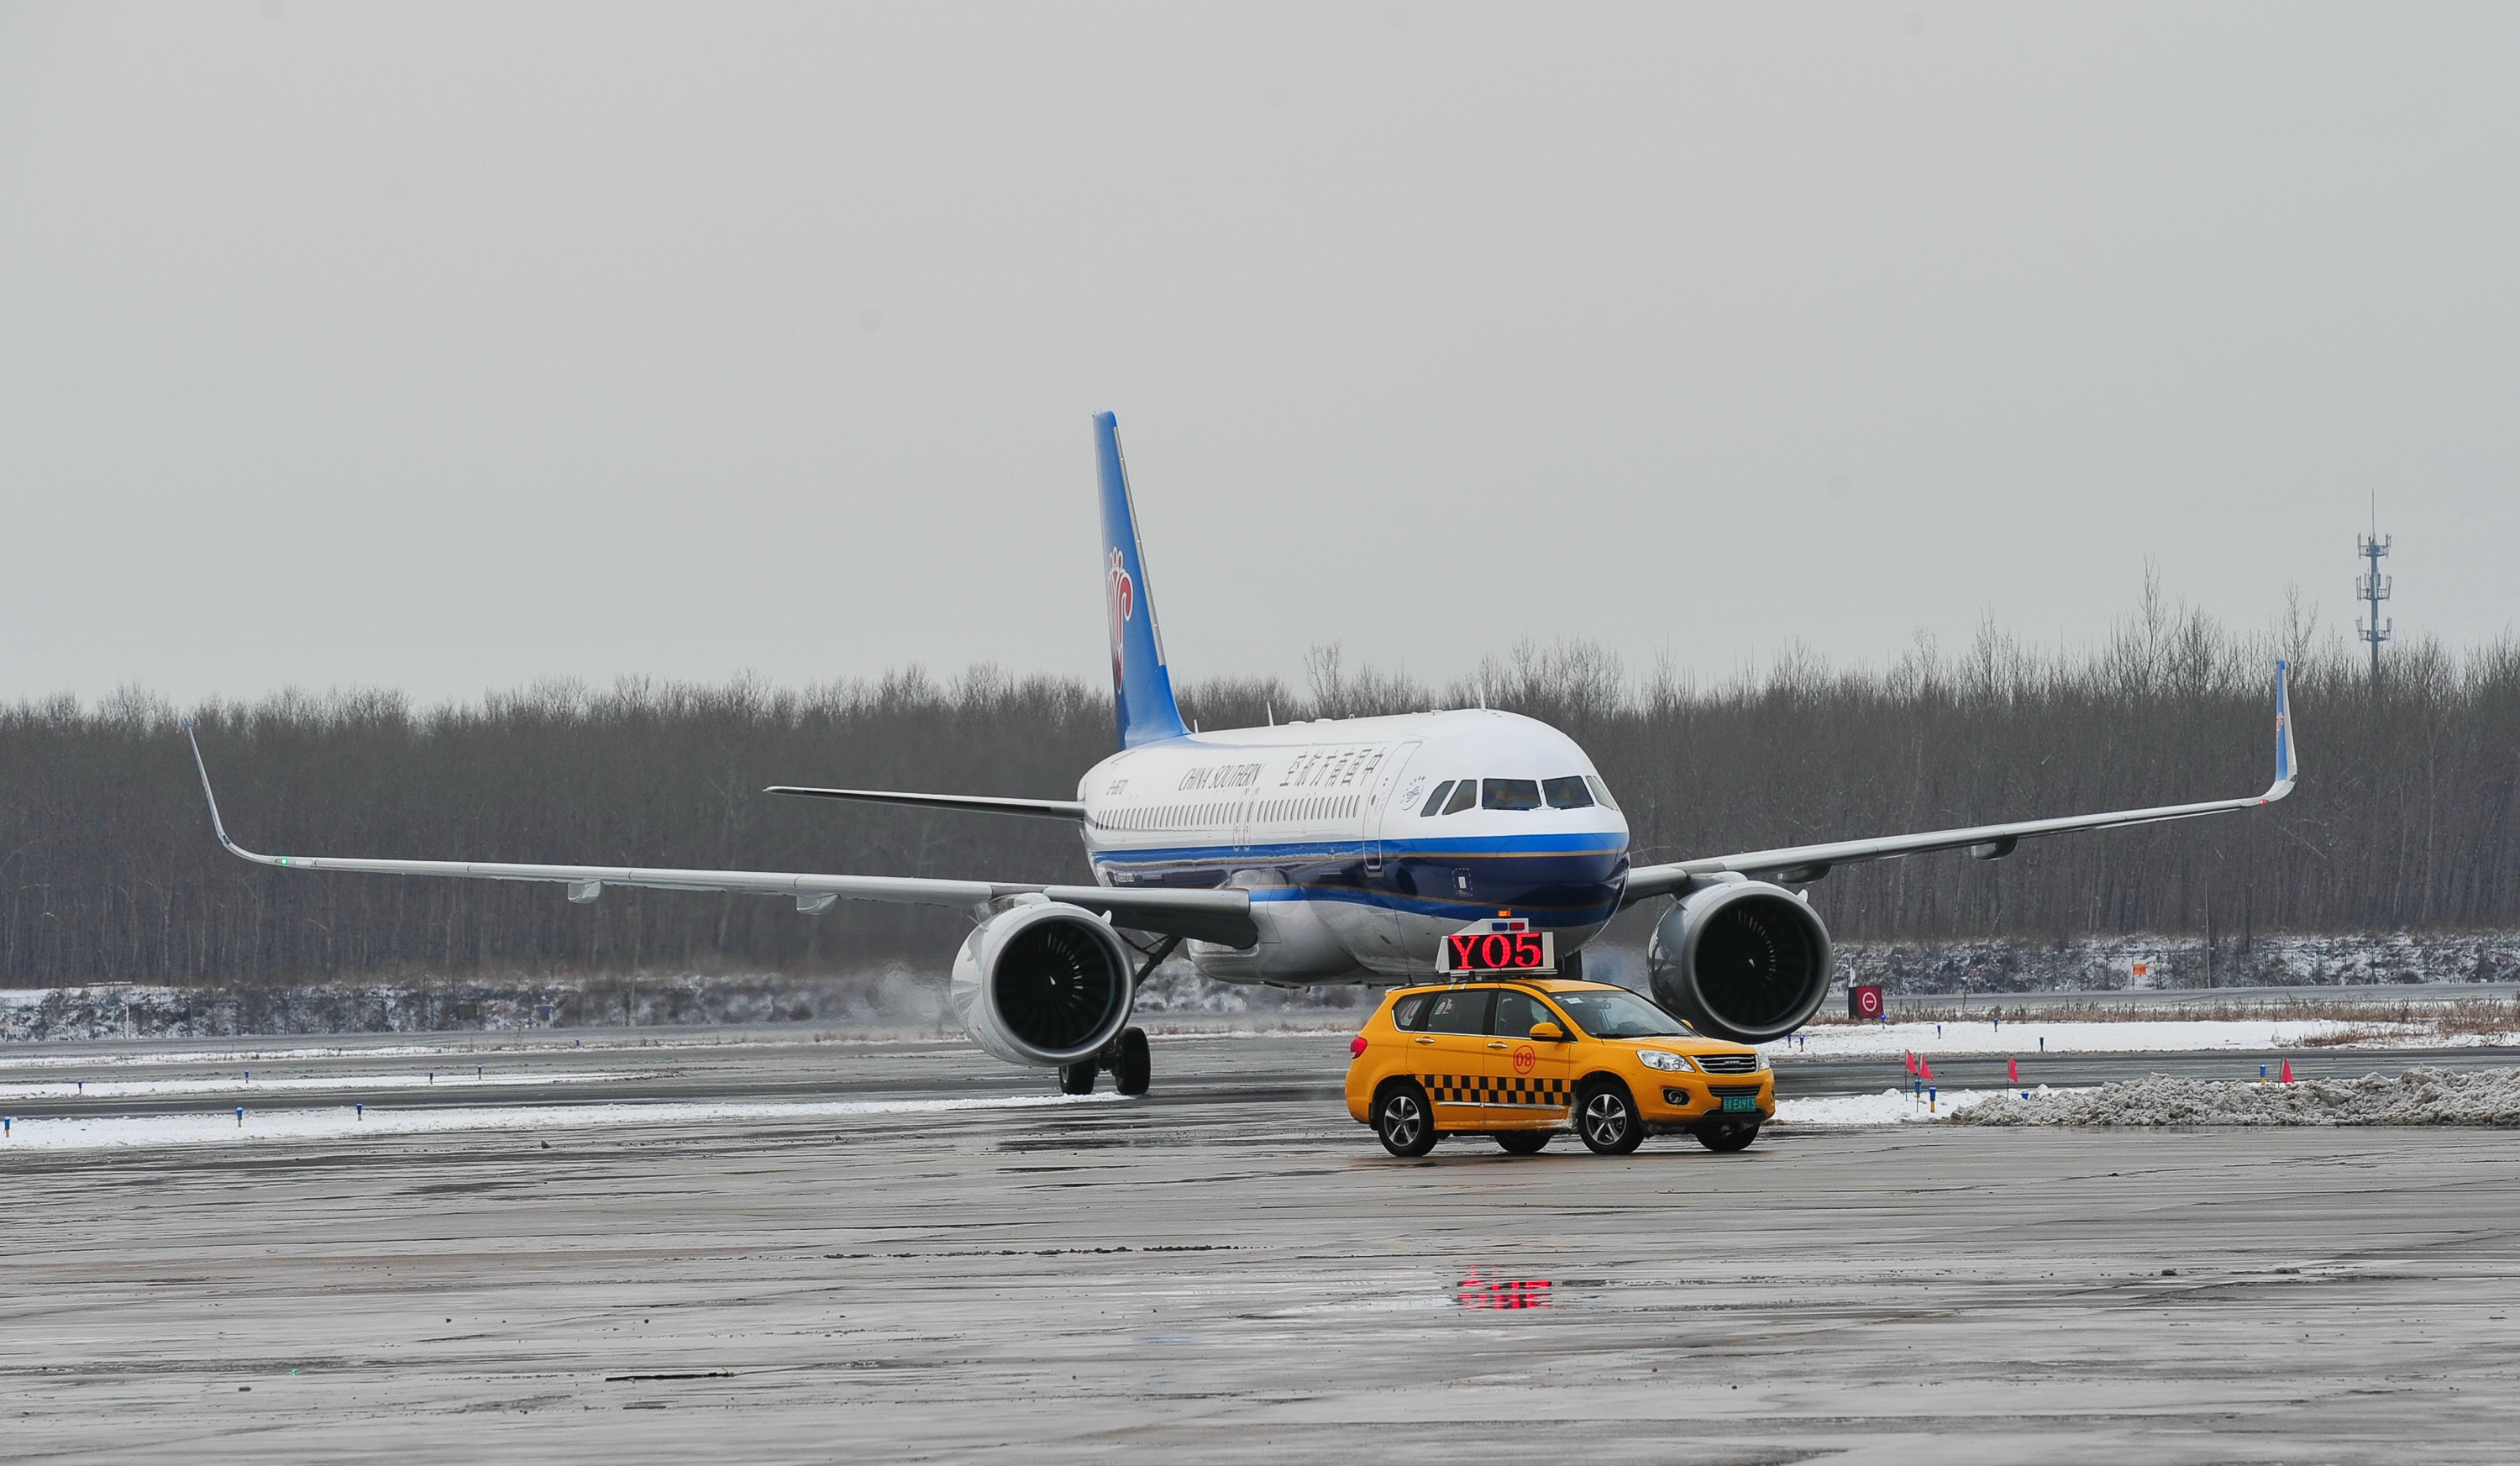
top-left (1636, 1049), bottom-right (1695, 1072)
top-left (1756, 1050), bottom-right (1772, 1072)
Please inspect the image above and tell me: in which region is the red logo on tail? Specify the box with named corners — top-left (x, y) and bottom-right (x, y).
top-left (1105, 549), bottom-right (1136, 691)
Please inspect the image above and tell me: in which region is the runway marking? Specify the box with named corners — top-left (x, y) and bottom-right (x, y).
top-left (0, 1070), bottom-right (642, 1100)
top-left (0, 1091), bottom-right (1127, 1152)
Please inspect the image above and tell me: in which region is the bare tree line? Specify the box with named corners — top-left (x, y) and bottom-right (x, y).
top-left (2, 590), bottom-right (2512, 986)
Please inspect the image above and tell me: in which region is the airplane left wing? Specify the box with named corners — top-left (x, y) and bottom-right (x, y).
top-left (182, 726), bottom-right (1256, 948)
top-left (764, 786), bottom-right (1088, 820)
top-left (1621, 659), bottom-right (2298, 906)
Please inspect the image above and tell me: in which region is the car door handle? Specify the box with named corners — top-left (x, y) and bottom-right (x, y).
top-left (1413, 1036), bottom-right (1436, 1046)
top-left (1486, 1041), bottom-right (1510, 1050)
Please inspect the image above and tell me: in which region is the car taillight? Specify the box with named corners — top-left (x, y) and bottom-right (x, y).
top-left (1350, 1035), bottom-right (1369, 1058)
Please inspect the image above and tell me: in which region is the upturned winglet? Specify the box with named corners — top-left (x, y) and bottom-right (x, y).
top-left (2265, 659), bottom-right (2297, 801)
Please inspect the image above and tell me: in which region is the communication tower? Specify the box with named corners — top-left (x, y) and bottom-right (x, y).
top-left (2356, 502), bottom-right (2391, 680)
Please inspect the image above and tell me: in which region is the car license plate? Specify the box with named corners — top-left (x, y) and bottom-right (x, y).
top-left (1721, 1095), bottom-right (1757, 1113)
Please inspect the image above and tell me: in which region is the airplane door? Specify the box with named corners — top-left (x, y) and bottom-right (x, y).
top-left (1364, 739), bottom-right (1425, 877)
top-left (1360, 739), bottom-right (1427, 964)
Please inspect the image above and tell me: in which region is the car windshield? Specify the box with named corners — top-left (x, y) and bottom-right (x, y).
top-left (1551, 989), bottom-right (1691, 1038)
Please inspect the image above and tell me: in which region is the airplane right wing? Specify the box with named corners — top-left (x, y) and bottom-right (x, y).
top-left (183, 726), bottom-right (1254, 948)
top-left (1621, 659), bottom-right (2299, 906)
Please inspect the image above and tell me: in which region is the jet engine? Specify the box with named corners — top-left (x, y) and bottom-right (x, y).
top-left (1646, 880), bottom-right (1832, 1043)
top-left (949, 901), bottom-right (1137, 1067)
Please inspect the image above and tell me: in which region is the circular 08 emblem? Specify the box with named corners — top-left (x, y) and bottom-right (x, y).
top-left (1512, 1045), bottom-right (1536, 1075)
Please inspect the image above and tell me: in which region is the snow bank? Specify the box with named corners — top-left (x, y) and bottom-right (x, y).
top-left (1950, 1066), bottom-right (2520, 1127)
top-left (1764, 1018), bottom-right (2422, 1059)
top-left (0, 1091), bottom-right (1125, 1152)
top-left (1774, 1088), bottom-right (2009, 1127)
top-left (1830, 929), bottom-right (2520, 993)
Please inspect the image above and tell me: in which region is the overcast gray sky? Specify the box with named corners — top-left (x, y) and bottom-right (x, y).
top-left (2, 3), bottom-right (2512, 708)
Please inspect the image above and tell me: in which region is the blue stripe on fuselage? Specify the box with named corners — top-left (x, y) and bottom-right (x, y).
top-left (1089, 832), bottom-right (1624, 864)
top-left (1089, 833), bottom-right (1629, 928)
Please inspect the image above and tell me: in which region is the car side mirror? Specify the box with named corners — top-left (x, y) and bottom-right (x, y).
top-left (1528, 1022), bottom-right (1566, 1042)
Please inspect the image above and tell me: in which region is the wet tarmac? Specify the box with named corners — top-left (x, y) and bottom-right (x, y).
top-left (4, 1031), bottom-right (2518, 1462)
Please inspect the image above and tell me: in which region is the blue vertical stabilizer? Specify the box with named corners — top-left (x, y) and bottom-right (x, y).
top-left (1094, 412), bottom-right (1190, 749)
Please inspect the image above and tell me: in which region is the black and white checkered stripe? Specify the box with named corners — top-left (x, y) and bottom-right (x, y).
top-left (1420, 1075), bottom-right (1570, 1109)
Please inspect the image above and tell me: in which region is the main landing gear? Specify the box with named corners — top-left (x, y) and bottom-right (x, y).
top-left (1059, 1027), bottom-right (1152, 1097)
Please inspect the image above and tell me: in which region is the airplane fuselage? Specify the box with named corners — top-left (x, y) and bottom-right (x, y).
top-left (1079, 708), bottom-right (1630, 983)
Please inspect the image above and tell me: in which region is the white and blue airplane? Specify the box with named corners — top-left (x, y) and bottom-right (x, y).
top-left (186, 412), bottom-right (2299, 1096)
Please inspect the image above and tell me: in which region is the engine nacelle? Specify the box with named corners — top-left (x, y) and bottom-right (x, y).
top-left (949, 901), bottom-right (1137, 1067)
top-left (1647, 880), bottom-right (1832, 1043)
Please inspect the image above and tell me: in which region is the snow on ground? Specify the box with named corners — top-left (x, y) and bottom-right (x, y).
top-left (1761, 1018), bottom-right (2470, 1059)
top-left (0, 1070), bottom-right (636, 1101)
top-left (0, 1091), bottom-right (1126, 1152)
top-left (0, 1033), bottom-right (977, 1073)
top-left (1774, 1087), bottom-right (2018, 1127)
top-left (1951, 1066), bottom-right (2520, 1127)
top-left (0, 1043), bottom-right (459, 1070)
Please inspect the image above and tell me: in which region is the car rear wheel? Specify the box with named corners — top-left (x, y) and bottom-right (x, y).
top-left (1113, 1027), bottom-right (1151, 1096)
top-left (1058, 1060), bottom-right (1097, 1096)
top-left (1694, 1122), bottom-right (1760, 1153)
top-left (1374, 1083), bottom-right (1438, 1158)
top-left (1575, 1080), bottom-right (1646, 1155)
top-left (1494, 1131), bottom-right (1551, 1155)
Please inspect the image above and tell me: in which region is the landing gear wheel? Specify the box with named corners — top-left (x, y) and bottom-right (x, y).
top-left (1058, 1060), bottom-right (1097, 1096)
top-left (1114, 1027), bottom-right (1151, 1096)
top-left (1495, 1131), bottom-right (1551, 1155)
top-left (1575, 1080), bottom-right (1646, 1155)
top-left (1373, 1083), bottom-right (1438, 1158)
top-left (1694, 1122), bottom-right (1760, 1153)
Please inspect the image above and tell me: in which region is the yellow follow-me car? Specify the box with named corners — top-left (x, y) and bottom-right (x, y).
top-left (1345, 979), bottom-right (1773, 1158)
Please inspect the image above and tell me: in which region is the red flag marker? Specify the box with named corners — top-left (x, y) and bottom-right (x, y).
top-left (2008, 1056), bottom-right (2019, 1085)
top-left (2280, 1059), bottom-right (2294, 1085)
top-left (1920, 1055), bottom-right (1935, 1083)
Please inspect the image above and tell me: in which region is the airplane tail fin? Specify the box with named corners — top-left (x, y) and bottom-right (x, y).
top-left (1093, 412), bottom-right (1189, 749)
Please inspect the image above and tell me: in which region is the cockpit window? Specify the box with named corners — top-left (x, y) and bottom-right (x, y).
top-left (1419, 780), bottom-right (1455, 817)
top-left (1542, 776), bottom-right (1593, 809)
top-left (1441, 780), bottom-right (1478, 815)
top-left (1481, 778), bottom-right (1542, 811)
top-left (1585, 775), bottom-right (1621, 813)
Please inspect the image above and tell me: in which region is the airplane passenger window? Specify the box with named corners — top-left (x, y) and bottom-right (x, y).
top-left (1542, 776), bottom-right (1594, 809)
top-left (1420, 780), bottom-right (1455, 817)
top-left (1441, 780), bottom-right (1478, 815)
top-left (1420, 989), bottom-right (1492, 1035)
top-left (1585, 775), bottom-right (1621, 813)
top-left (1482, 779), bottom-right (1543, 811)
